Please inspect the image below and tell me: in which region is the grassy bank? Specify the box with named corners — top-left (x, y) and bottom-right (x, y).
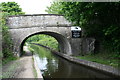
top-left (1, 12), bottom-right (18, 66)
top-left (76, 53), bottom-right (120, 68)
top-left (2, 61), bottom-right (19, 78)
top-left (2, 55), bottom-right (18, 65)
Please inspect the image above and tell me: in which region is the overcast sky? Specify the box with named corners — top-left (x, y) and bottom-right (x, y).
top-left (0, 0), bottom-right (53, 14)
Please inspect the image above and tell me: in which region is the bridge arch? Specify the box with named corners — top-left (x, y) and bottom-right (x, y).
top-left (7, 14), bottom-right (82, 56)
top-left (20, 31), bottom-right (72, 56)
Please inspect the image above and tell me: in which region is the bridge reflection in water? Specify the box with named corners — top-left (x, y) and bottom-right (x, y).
top-left (33, 46), bottom-right (111, 79)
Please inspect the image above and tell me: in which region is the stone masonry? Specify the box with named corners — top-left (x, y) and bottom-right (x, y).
top-left (7, 14), bottom-right (82, 56)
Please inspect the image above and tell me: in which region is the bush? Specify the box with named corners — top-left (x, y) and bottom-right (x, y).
top-left (0, 12), bottom-right (13, 58)
top-left (0, 2), bottom-right (25, 59)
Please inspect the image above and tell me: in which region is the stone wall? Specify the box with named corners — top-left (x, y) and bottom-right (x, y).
top-left (7, 14), bottom-right (95, 56)
top-left (7, 14), bottom-right (71, 29)
top-left (81, 38), bottom-right (95, 55)
top-left (9, 27), bottom-right (72, 56)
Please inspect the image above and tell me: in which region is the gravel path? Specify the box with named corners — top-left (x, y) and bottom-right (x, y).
top-left (2, 46), bottom-right (36, 78)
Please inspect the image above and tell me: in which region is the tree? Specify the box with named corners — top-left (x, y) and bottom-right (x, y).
top-left (0, 2), bottom-right (25, 58)
top-left (0, 2), bottom-right (25, 15)
top-left (46, 2), bottom-right (120, 54)
top-left (45, 2), bottom-right (63, 14)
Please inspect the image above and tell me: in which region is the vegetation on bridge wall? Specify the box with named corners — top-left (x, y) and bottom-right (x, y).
top-left (0, 12), bottom-right (13, 58)
top-left (46, 2), bottom-right (120, 57)
top-left (0, 2), bottom-right (25, 63)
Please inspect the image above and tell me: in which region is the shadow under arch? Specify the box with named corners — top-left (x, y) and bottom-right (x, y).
top-left (20, 31), bottom-right (72, 56)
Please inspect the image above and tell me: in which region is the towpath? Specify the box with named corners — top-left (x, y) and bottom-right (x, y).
top-left (2, 46), bottom-right (42, 79)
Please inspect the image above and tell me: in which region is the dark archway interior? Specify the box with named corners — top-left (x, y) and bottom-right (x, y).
top-left (20, 31), bottom-right (71, 56)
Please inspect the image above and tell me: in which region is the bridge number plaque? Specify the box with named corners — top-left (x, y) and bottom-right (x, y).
top-left (71, 27), bottom-right (81, 38)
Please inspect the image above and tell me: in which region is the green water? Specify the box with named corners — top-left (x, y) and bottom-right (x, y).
top-left (30, 44), bottom-right (112, 79)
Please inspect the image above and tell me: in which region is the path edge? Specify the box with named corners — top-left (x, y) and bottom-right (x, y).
top-left (33, 55), bottom-right (44, 80)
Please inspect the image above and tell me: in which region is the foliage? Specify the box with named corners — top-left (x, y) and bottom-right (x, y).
top-left (2, 54), bottom-right (17, 65)
top-left (46, 2), bottom-right (120, 54)
top-left (0, 2), bottom-right (25, 15)
top-left (26, 34), bottom-right (58, 50)
top-left (45, 2), bottom-right (63, 14)
top-left (0, 12), bottom-right (13, 58)
top-left (0, 2), bottom-right (25, 59)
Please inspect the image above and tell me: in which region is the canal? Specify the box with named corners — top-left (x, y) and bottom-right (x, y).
top-left (32, 45), bottom-right (112, 79)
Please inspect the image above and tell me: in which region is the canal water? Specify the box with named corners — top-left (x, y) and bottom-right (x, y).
top-left (33, 46), bottom-right (111, 79)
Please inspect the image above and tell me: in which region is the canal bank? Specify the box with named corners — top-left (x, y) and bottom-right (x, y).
top-left (52, 51), bottom-right (120, 78)
top-left (31, 43), bottom-right (120, 78)
top-left (2, 46), bottom-right (43, 79)
top-left (33, 54), bottom-right (43, 79)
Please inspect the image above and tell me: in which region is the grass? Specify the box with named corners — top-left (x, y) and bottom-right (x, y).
top-left (76, 53), bottom-right (120, 68)
top-left (2, 54), bottom-right (18, 65)
top-left (2, 60), bottom-right (20, 78)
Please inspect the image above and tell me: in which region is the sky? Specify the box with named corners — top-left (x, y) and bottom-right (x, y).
top-left (0, 0), bottom-right (53, 14)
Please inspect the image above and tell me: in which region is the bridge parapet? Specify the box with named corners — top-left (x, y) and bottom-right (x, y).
top-left (7, 14), bottom-right (71, 29)
top-left (7, 14), bottom-right (83, 57)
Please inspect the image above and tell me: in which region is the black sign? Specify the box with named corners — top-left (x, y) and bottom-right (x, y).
top-left (72, 30), bottom-right (81, 38)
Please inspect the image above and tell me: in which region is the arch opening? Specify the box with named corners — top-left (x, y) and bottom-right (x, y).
top-left (20, 31), bottom-right (72, 56)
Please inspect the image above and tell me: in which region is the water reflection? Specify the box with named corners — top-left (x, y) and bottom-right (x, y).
top-left (34, 46), bottom-right (58, 77)
top-left (34, 46), bottom-right (111, 78)
top-left (50, 55), bottom-right (110, 78)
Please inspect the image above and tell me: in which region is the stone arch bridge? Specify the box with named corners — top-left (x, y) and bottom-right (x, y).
top-left (7, 14), bottom-right (82, 57)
